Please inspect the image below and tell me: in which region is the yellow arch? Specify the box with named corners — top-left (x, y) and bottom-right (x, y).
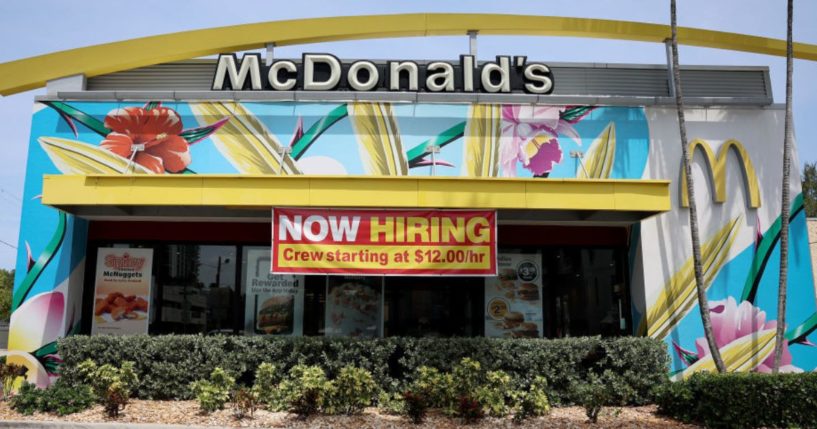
top-left (1, 13), bottom-right (817, 96)
top-left (681, 139), bottom-right (762, 208)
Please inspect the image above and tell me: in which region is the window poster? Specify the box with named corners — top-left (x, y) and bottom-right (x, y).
top-left (484, 253), bottom-right (544, 338)
top-left (243, 247), bottom-right (304, 335)
top-left (325, 276), bottom-right (383, 337)
top-left (92, 247), bottom-right (153, 335)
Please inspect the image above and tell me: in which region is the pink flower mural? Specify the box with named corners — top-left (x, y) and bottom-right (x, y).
top-left (499, 105), bottom-right (585, 177)
top-left (3, 290), bottom-right (66, 387)
top-left (674, 297), bottom-right (803, 373)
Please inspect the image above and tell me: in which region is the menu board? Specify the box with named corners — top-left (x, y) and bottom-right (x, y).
top-left (243, 247), bottom-right (304, 335)
top-left (484, 253), bottom-right (544, 338)
top-left (325, 276), bottom-right (383, 337)
top-left (92, 248), bottom-right (153, 335)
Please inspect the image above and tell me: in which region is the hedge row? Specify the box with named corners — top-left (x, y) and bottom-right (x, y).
top-left (656, 372), bottom-right (817, 429)
top-left (58, 335), bottom-right (668, 404)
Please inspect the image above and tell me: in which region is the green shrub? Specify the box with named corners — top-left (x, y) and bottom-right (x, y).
top-left (377, 391), bottom-right (405, 415)
top-left (39, 380), bottom-right (96, 416)
top-left (654, 378), bottom-right (695, 423)
top-left (10, 380), bottom-right (95, 416)
top-left (190, 367), bottom-right (235, 413)
top-left (279, 364), bottom-right (330, 417)
top-left (328, 366), bottom-right (378, 415)
top-left (655, 372), bottom-right (817, 429)
top-left (58, 335), bottom-right (668, 404)
top-left (410, 366), bottom-right (455, 410)
top-left (513, 376), bottom-right (551, 422)
top-left (474, 370), bottom-right (513, 417)
top-left (413, 359), bottom-right (547, 419)
top-left (572, 373), bottom-right (609, 423)
top-left (77, 359), bottom-right (138, 418)
top-left (452, 358), bottom-right (482, 397)
top-left (58, 335), bottom-right (396, 400)
top-left (252, 362), bottom-right (281, 409)
top-left (9, 382), bottom-right (42, 415)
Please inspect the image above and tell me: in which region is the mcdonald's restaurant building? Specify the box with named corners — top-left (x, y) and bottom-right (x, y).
top-left (5, 17), bottom-right (817, 385)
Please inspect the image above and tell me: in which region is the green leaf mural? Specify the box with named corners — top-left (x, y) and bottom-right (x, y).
top-left (740, 193), bottom-right (805, 303)
top-left (12, 211), bottom-right (67, 311)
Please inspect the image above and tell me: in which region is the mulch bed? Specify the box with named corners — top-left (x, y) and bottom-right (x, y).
top-left (0, 401), bottom-right (700, 428)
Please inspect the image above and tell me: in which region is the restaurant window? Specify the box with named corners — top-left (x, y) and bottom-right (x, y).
top-left (384, 277), bottom-right (483, 337)
top-left (542, 248), bottom-right (629, 338)
top-left (84, 241), bottom-right (629, 338)
top-left (154, 244), bottom-right (237, 334)
top-left (326, 276), bottom-right (383, 337)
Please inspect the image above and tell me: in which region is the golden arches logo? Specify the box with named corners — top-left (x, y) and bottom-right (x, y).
top-left (680, 139), bottom-right (761, 208)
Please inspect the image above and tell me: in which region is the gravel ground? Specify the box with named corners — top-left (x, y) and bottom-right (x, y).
top-left (0, 401), bottom-right (701, 428)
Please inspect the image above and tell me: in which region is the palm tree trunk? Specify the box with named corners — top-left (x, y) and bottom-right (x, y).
top-left (774, 0), bottom-right (794, 373)
top-left (670, 0), bottom-right (726, 372)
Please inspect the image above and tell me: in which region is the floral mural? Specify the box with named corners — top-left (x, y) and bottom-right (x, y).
top-left (674, 297), bottom-right (802, 375)
top-left (34, 101), bottom-right (621, 179)
top-left (498, 105), bottom-right (588, 177)
top-left (100, 105), bottom-right (192, 173)
top-left (10, 98), bottom-right (816, 387)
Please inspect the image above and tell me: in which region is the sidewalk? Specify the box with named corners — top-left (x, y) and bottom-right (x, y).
top-left (0, 422), bottom-right (224, 429)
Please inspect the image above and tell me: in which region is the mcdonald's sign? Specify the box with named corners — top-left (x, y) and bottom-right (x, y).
top-left (680, 139), bottom-right (761, 208)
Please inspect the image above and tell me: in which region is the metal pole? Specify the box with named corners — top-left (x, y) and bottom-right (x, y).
top-left (265, 43), bottom-right (276, 66)
top-left (468, 31), bottom-right (478, 57)
top-left (215, 256), bottom-right (222, 287)
top-left (428, 145), bottom-right (440, 176)
top-left (570, 150), bottom-right (589, 177)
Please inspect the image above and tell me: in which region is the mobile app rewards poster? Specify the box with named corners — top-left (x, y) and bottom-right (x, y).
top-left (244, 247), bottom-right (304, 335)
top-left (485, 253), bottom-right (544, 338)
top-left (92, 248), bottom-right (153, 335)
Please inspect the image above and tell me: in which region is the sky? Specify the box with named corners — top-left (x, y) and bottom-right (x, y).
top-left (0, 0), bottom-right (815, 269)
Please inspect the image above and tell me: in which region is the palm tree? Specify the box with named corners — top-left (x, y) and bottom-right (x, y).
top-left (669, 0), bottom-right (726, 372)
top-left (774, 0), bottom-right (794, 373)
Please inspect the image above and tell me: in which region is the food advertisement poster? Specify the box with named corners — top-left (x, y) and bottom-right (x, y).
top-left (92, 248), bottom-right (153, 335)
top-left (325, 276), bottom-right (382, 337)
top-left (272, 208), bottom-right (497, 276)
top-left (485, 253), bottom-right (544, 338)
top-left (243, 247), bottom-right (304, 335)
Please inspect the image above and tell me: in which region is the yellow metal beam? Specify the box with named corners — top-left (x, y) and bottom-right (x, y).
top-left (2, 13), bottom-right (816, 96)
top-left (42, 175), bottom-right (671, 212)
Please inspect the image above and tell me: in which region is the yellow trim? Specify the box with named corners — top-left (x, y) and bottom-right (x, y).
top-left (2, 13), bottom-right (817, 96)
top-left (681, 139), bottom-right (761, 208)
top-left (42, 175), bottom-right (670, 212)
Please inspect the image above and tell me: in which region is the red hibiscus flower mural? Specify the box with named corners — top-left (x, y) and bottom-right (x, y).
top-left (98, 102), bottom-right (227, 173)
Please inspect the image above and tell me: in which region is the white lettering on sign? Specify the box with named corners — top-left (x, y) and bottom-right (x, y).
top-left (279, 214), bottom-right (303, 240)
top-left (303, 215), bottom-right (328, 241)
top-left (212, 54), bottom-right (262, 90)
top-left (278, 213), bottom-right (360, 242)
top-left (212, 53), bottom-right (554, 94)
top-left (303, 54), bottom-right (342, 91)
top-left (328, 216), bottom-right (360, 241)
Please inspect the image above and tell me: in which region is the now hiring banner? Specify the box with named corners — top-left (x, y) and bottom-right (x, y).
top-left (271, 208), bottom-right (497, 276)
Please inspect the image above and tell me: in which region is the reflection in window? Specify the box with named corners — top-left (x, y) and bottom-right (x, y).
top-left (156, 245), bottom-right (236, 334)
top-left (385, 277), bottom-right (483, 337)
top-left (544, 248), bottom-right (628, 337)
